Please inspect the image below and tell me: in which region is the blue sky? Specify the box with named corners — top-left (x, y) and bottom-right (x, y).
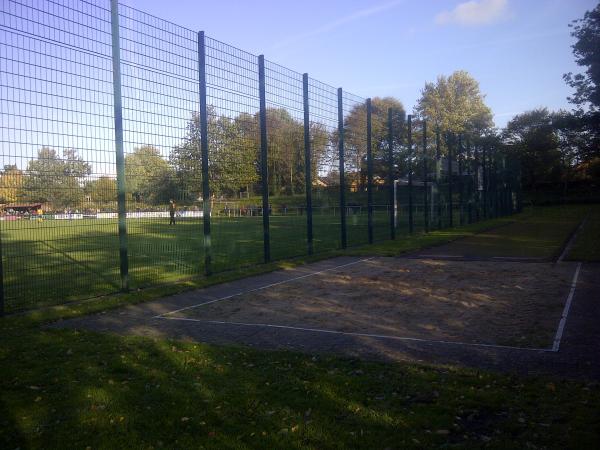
top-left (120, 0), bottom-right (597, 128)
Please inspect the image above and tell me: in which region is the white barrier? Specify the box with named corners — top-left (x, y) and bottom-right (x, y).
top-left (96, 211), bottom-right (204, 219)
top-left (54, 214), bottom-right (84, 220)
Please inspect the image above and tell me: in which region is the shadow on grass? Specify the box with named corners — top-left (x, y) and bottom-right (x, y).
top-left (2, 323), bottom-right (600, 449)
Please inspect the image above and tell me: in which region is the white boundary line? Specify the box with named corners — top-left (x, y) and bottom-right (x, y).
top-left (155, 257), bottom-right (375, 318)
top-left (155, 315), bottom-right (552, 352)
top-left (417, 254), bottom-right (464, 258)
top-left (491, 256), bottom-right (544, 261)
top-left (552, 262), bottom-right (582, 352)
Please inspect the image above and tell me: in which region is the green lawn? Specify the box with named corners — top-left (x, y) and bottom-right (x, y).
top-left (410, 204), bottom-right (593, 260)
top-left (0, 206), bottom-right (459, 313)
top-left (568, 207), bottom-right (600, 261)
top-left (1, 205), bottom-right (600, 448)
top-left (1, 321), bottom-right (599, 449)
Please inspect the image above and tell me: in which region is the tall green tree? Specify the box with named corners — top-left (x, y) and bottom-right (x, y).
top-left (334, 97), bottom-right (405, 188)
top-left (563, 2), bottom-right (600, 159)
top-left (264, 108), bottom-right (304, 196)
top-left (503, 109), bottom-right (563, 191)
top-left (21, 148), bottom-right (91, 210)
top-left (84, 176), bottom-right (117, 207)
top-left (416, 71), bottom-right (493, 148)
top-left (125, 145), bottom-right (174, 205)
top-left (214, 113), bottom-right (260, 197)
top-left (564, 2), bottom-right (600, 112)
top-left (170, 110), bottom-right (260, 199)
top-left (0, 165), bottom-right (24, 204)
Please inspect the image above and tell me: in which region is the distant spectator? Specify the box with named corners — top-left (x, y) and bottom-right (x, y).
top-left (169, 199), bottom-right (176, 225)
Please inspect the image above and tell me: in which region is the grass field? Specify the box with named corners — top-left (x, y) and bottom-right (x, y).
top-left (0, 203), bottom-right (461, 313)
top-left (406, 204), bottom-right (592, 260)
top-left (1, 204), bottom-right (600, 449)
top-left (569, 206), bottom-right (600, 261)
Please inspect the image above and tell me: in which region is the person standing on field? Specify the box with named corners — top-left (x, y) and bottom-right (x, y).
top-left (169, 199), bottom-right (176, 225)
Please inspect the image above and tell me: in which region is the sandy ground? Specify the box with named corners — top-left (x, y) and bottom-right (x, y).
top-left (180, 258), bottom-right (577, 348)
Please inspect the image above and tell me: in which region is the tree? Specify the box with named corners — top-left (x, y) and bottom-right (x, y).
top-left (0, 165), bottom-right (24, 204)
top-left (261, 108), bottom-right (330, 196)
top-left (334, 97), bottom-right (405, 189)
top-left (416, 70), bottom-right (493, 146)
top-left (503, 109), bottom-right (563, 191)
top-left (563, 2), bottom-right (600, 159)
top-left (264, 108), bottom-right (305, 196)
top-left (170, 110), bottom-right (260, 199)
top-left (213, 113), bottom-right (260, 197)
top-left (84, 177), bottom-right (117, 207)
top-left (125, 145), bottom-right (174, 205)
top-left (563, 2), bottom-right (600, 112)
top-left (170, 112), bottom-right (204, 202)
top-left (21, 148), bottom-right (91, 210)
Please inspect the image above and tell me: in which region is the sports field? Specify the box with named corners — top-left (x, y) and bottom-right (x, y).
top-left (1, 205), bottom-right (445, 312)
top-left (137, 206), bottom-right (590, 354)
top-left (0, 203), bottom-right (587, 314)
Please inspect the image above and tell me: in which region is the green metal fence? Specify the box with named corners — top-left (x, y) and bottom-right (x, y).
top-left (0, 0), bottom-right (521, 314)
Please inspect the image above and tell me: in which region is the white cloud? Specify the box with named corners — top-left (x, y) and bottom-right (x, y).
top-left (272, 0), bottom-right (405, 50)
top-left (435, 0), bottom-right (510, 26)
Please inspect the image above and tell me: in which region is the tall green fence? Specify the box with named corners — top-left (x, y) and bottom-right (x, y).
top-left (0, 0), bottom-right (521, 314)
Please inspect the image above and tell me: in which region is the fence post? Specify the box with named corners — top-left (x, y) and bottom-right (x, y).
top-left (473, 141), bottom-right (480, 222)
top-left (422, 119), bottom-right (429, 232)
top-left (407, 115), bottom-right (414, 233)
top-left (466, 136), bottom-right (473, 224)
top-left (447, 133), bottom-right (453, 228)
top-left (517, 158), bottom-right (523, 213)
top-left (492, 147), bottom-right (499, 218)
top-left (458, 134), bottom-right (464, 226)
top-left (337, 88), bottom-right (347, 249)
top-left (387, 108), bottom-right (395, 240)
top-left (110, 0), bottom-right (129, 291)
top-left (258, 55), bottom-right (270, 263)
top-left (436, 128), bottom-right (442, 229)
top-left (366, 98), bottom-right (373, 244)
top-left (303, 73), bottom-right (313, 255)
top-left (198, 31), bottom-right (212, 274)
top-left (0, 230), bottom-right (4, 316)
top-left (502, 155), bottom-right (508, 216)
top-left (482, 142), bottom-right (488, 219)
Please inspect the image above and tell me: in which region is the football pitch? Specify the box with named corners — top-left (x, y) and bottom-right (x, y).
top-left (1, 211), bottom-right (403, 311)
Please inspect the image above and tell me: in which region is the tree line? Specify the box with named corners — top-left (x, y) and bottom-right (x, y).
top-left (1, 2), bottom-right (598, 210)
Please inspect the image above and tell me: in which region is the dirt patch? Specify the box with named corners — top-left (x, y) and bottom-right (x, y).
top-left (179, 258), bottom-right (577, 348)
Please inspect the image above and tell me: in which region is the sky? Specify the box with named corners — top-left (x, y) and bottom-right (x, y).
top-left (119, 0), bottom-right (597, 128)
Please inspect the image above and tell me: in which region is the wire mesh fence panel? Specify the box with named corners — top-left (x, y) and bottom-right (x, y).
top-left (0, 0), bottom-right (524, 313)
top-left (204, 37), bottom-right (263, 272)
top-left (0, 0), bottom-right (122, 311)
top-left (341, 92), bottom-right (368, 247)
top-left (394, 202), bottom-right (410, 235)
top-left (412, 189), bottom-right (427, 233)
top-left (264, 60), bottom-right (307, 260)
top-left (308, 78), bottom-right (342, 253)
top-left (118, 4), bottom-right (204, 286)
top-left (370, 103), bottom-right (395, 243)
